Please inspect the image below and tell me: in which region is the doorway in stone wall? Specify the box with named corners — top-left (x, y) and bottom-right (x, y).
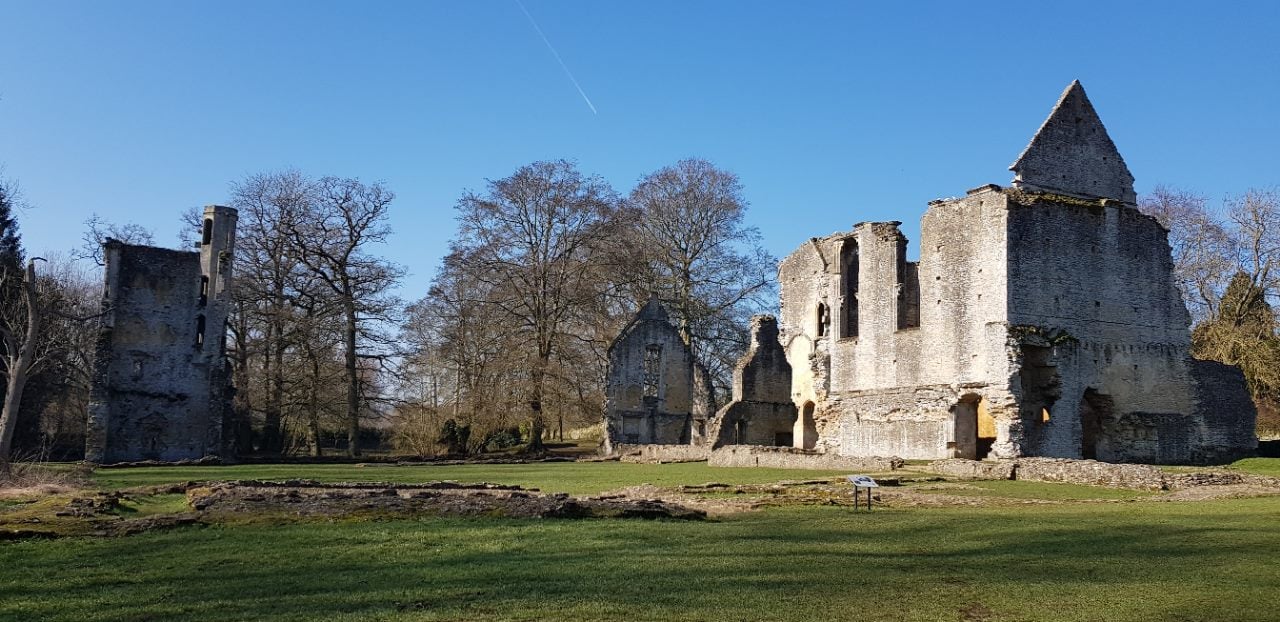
top-left (952, 395), bottom-right (995, 459)
top-left (797, 401), bottom-right (818, 449)
top-left (1079, 389), bottom-right (1112, 460)
top-left (976, 398), bottom-right (996, 459)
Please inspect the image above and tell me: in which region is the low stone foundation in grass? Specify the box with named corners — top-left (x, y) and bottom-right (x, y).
top-left (608, 443), bottom-right (904, 471)
top-left (926, 458), bottom-right (1280, 491)
top-left (928, 458), bottom-right (1166, 490)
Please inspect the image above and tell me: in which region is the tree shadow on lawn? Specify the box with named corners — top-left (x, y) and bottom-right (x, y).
top-left (5, 502), bottom-right (1280, 621)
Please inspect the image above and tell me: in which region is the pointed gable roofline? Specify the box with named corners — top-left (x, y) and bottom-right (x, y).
top-left (606, 293), bottom-right (674, 354)
top-left (1010, 80), bottom-right (1137, 205)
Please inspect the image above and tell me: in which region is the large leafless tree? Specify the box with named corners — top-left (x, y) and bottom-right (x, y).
top-left (627, 158), bottom-right (777, 392)
top-left (450, 160), bottom-right (620, 453)
top-left (286, 176), bottom-right (403, 457)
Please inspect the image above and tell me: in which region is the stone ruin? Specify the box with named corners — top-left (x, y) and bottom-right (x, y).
top-left (602, 295), bottom-right (715, 454)
top-left (707, 315), bottom-right (800, 448)
top-left (604, 81), bottom-right (1257, 465)
top-left (84, 205), bottom-right (238, 464)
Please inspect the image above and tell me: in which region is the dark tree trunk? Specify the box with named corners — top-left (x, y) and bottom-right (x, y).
top-left (344, 297), bottom-right (360, 458)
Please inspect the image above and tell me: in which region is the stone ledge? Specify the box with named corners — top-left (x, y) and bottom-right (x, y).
top-left (709, 445), bottom-right (903, 471)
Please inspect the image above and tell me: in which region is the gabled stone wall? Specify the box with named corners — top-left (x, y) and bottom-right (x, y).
top-left (774, 82), bottom-right (1256, 465)
top-left (603, 297), bottom-right (704, 452)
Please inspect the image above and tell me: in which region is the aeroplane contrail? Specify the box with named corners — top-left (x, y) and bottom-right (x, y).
top-left (514, 0), bottom-right (598, 115)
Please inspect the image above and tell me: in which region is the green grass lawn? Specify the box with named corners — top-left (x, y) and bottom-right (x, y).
top-left (1230, 457), bottom-right (1280, 478)
top-left (4, 498), bottom-right (1278, 621)
top-left (2, 459), bottom-right (1278, 621)
top-left (90, 461), bottom-right (853, 495)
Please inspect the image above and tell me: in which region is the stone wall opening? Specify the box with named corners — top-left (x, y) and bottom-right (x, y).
top-left (977, 399), bottom-right (996, 459)
top-left (1018, 344), bottom-right (1061, 446)
top-left (952, 394), bottom-right (995, 459)
top-left (896, 243), bottom-right (920, 330)
top-left (797, 401), bottom-right (817, 449)
top-left (839, 238), bottom-right (858, 338)
top-left (642, 344), bottom-right (662, 400)
top-left (195, 315), bottom-right (206, 349)
top-left (1080, 388), bottom-right (1112, 459)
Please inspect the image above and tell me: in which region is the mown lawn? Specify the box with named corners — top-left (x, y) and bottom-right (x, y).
top-left (3, 497), bottom-right (1279, 622)
top-left (2, 459), bottom-right (1277, 621)
top-left (90, 461), bottom-right (855, 495)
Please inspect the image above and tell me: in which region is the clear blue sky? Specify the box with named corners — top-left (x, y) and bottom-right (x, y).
top-left (3, 1), bottom-right (1278, 299)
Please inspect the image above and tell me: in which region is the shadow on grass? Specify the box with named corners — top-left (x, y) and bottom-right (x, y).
top-left (4, 500), bottom-right (1280, 621)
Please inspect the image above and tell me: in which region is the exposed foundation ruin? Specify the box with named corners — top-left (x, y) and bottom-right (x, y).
top-left (84, 205), bottom-right (238, 464)
top-left (774, 81), bottom-right (1256, 464)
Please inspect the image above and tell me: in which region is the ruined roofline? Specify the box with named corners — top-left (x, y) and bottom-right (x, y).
top-left (1009, 80), bottom-right (1137, 204)
top-left (605, 295), bottom-right (674, 355)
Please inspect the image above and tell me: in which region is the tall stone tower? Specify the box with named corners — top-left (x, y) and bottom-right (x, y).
top-left (85, 205), bottom-right (239, 464)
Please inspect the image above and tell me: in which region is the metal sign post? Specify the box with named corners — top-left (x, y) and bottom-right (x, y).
top-left (848, 475), bottom-right (879, 510)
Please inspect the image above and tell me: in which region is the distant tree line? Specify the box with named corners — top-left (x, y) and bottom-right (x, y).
top-left (398, 158), bottom-right (775, 455)
top-left (0, 158), bottom-right (775, 465)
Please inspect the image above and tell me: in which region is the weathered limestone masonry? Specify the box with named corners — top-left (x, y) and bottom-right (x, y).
top-left (708, 315), bottom-right (801, 447)
top-left (603, 296), bottom-right (714, 454)
top-left (776, 81), bottom-right (1256, 465)
top-left (85, 206), bottom-right (238, 464)
top-left (707, 446), bottom-right (902, 471)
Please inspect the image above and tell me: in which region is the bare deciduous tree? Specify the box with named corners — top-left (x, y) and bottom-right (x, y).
top-left (286, 176), bottom-right (403, 457)
top-left (1141, 185), bottom-right (1280, 434)
top-left (229, 171), bottom-right (313, 453)
top-left (451, 160), bottom-right (620, 453)
top-left (627, 158), bottom-right (777, 396)
top-left (74, 214), bottom-right (155, 266)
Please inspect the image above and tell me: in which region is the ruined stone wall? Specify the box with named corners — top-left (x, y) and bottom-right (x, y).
top-left (764, 82), bottom-right (1253, 465)
top-left (1004, 196), bottom-right (1201, 461)
top-left (613, 443), bottom-right (710, 463)
top-left (1010, 81), bottom-right (1137, 204)
top-left (710, 315), bottom-right (798, 448)
top-left (603, 298), bottom-right (699, 451)
top-left (708, 445), bottom-right (902, 471)
top-left (1189, 360), bottom-right (1257, 462)
top-left (85, 206), bottom-right (238, 463)
top-left (779, 189), bottom-right (1015, 460)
